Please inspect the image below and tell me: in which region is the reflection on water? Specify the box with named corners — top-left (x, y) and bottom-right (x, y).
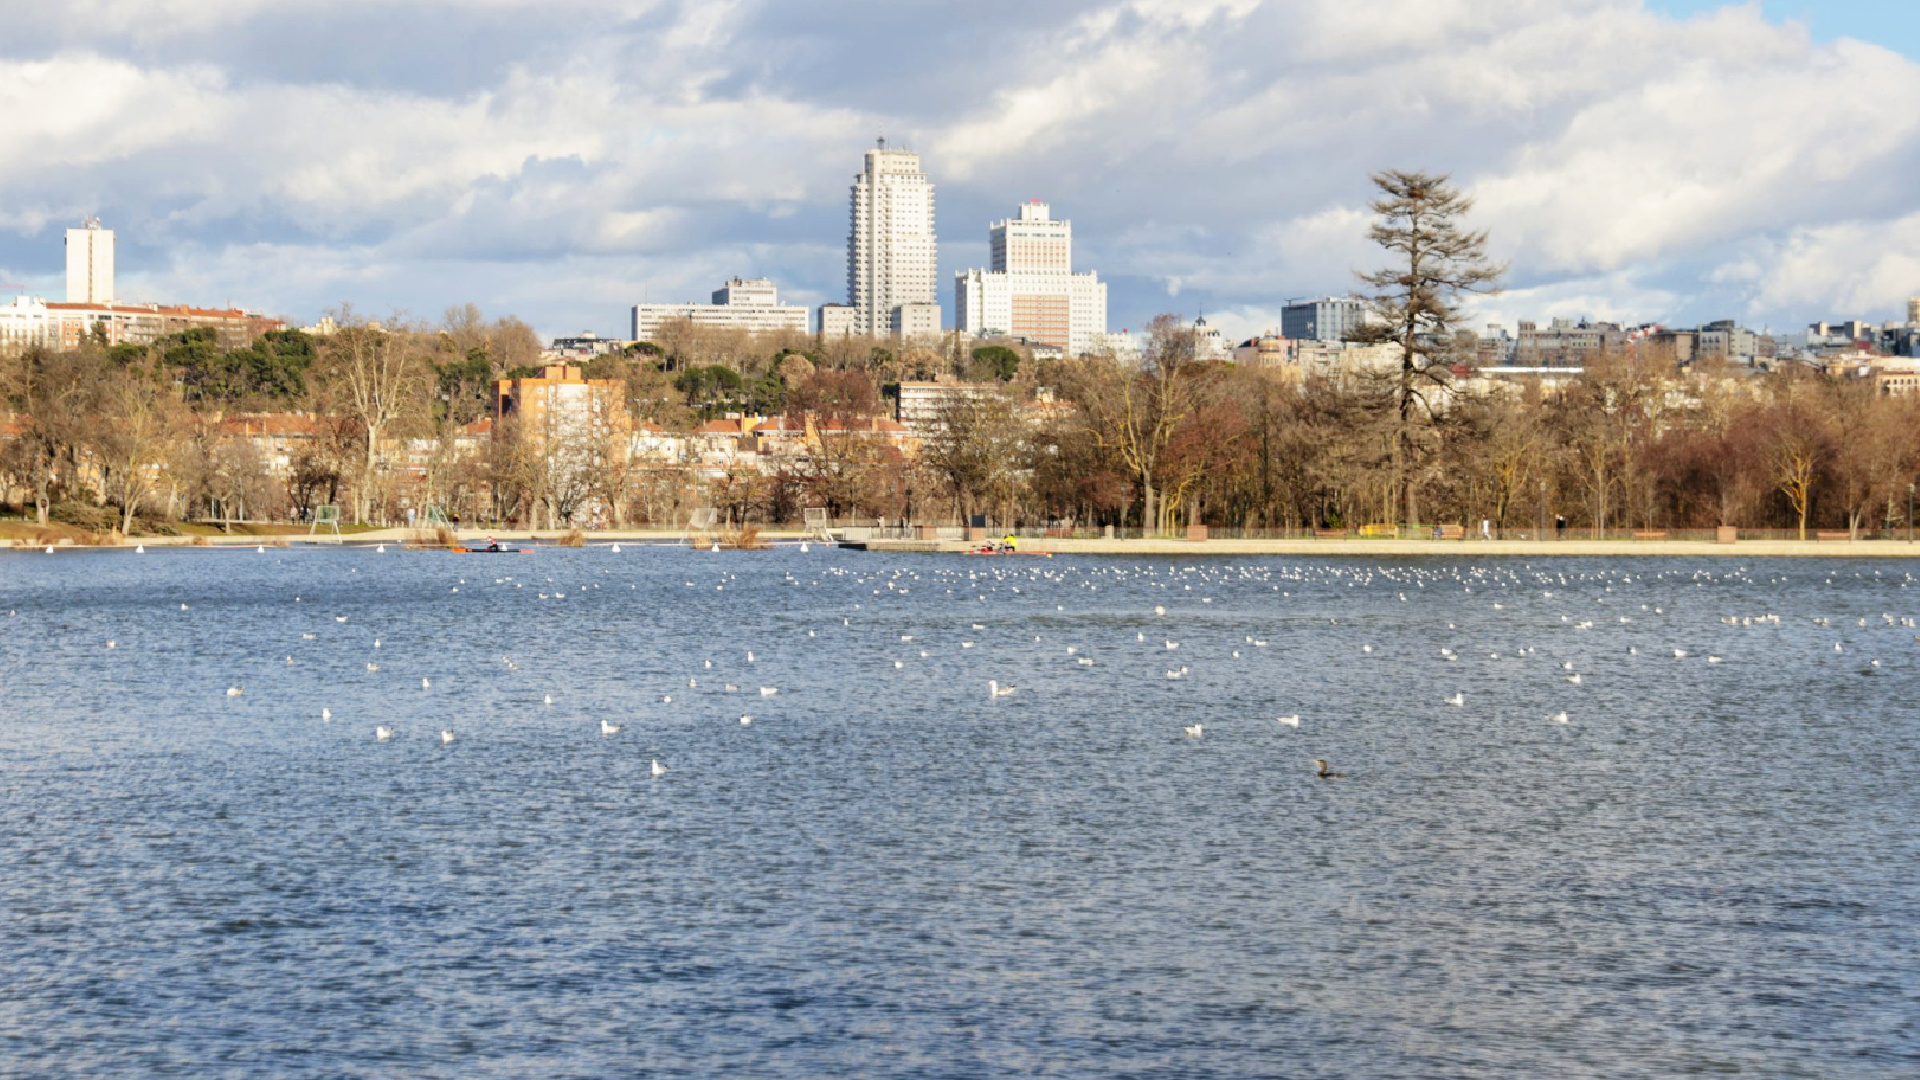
top-left (2, 548), bottom-right (1916, 1077)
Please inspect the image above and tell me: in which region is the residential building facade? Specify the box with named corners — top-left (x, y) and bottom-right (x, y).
top-left (890, 301), bottom-right (942, 340)
top-left (818, 303), bottom-right (857, 338)
top-left (631, 277), bottom-right (809, 341)
top-left (896, 380), bottom-right (1000, 431)
top-left (66, 217), bottom-right (114, 305)
top-left (548, 332), bottom-right (631, 358)
top-left (0, 294), bottom-right (283, 350)
top-left (1515, 318), bottom-right (1628, 366)
top-left (1231, 333), bottom-right (1290, 368)
top-left (1281, 297), bottom-right (1365, 342)
top-left (953, 200), bottom-right (1108, 356)
top-left (847, 139), bottom-right (939, 336)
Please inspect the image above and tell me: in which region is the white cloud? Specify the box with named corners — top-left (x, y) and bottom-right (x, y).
top-left (1743, 214), bottom-right (1920, 318)
top-left (2, 0), bottom-right (1919, 338)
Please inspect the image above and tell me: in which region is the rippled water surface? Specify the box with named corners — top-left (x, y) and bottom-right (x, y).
top-left (3, 546), bottom-right (1917, 1077)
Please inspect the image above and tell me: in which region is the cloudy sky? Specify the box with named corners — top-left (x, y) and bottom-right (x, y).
top-left (4, 0), bottom-right (1919, 341)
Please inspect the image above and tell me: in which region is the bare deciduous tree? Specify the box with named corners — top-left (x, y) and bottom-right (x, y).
top-left (314, 309), bottom-right (432, 523)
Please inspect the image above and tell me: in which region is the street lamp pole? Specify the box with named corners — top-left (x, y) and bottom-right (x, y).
top-left (1909, 482), bottom-right (1914, 544)
top-left (1538, 480), bottom-right (1547, 541)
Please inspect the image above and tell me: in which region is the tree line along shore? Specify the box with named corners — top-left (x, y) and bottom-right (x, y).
top-left (6, 173), bottom-right (1920, 544)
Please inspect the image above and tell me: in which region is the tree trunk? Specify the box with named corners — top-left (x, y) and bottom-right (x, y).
top-left (34, 456), bottom-right (50, 525)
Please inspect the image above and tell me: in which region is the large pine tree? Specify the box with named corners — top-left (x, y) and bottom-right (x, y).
top-left (1357, 170), bottom-right (1504, 528)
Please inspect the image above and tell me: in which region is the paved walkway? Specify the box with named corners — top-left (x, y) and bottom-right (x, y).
top-left (858, 537), bottom-right (1920, 559)
top-left (10, 529), bottom-right (1920, 558)
top-left (0, 528), bottom-right (814, 549)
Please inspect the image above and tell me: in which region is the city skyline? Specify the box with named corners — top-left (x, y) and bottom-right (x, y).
top-left (2, 1), bottom-right (1919, 343)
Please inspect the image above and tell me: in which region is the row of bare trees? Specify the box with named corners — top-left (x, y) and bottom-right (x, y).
top-left (675, 318), bottom-right (1920, 540)
top-left (7, 306), bottom-right (1918, 536)
top-left (1012, 342), bottom-right (1920, 538)
top-left (0, 306), bottom-right (543, 529)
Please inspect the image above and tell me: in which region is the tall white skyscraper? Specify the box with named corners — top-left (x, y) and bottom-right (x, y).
top-left (65, 217), bottom-right (115, 304)
top-left (848, 139), bottom-right (938, 337)
top-left (955, 200), bottom-right (1107, 355)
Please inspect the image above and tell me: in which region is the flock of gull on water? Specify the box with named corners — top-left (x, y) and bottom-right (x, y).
top-left (45, 547), bottom-right (1920, 780)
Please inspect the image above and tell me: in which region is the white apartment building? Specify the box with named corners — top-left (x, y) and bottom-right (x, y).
top-left (631, 277), bottom-right (809, 340)
top-left (848, 139), bottom-right (939, 336)
top-left (66, 217), bottom-right (114, 305)
top-left (895, 380), bottom-right (1000, 431)
top-left (891, 301), bottom-right (941, 339)
top-left (954, 200), bottom-right (1107, 356)
top-left (0, 295), bottom-right (59, 349)
top-left (818, 303), bottom-right (857, 337)
top-left (0, 294), bottom-right (280, 350)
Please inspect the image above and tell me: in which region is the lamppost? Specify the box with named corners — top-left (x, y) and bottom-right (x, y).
top-left (1538, 480), bottom-right (1547, 541)
top-left (1909, 482), bottom-right (1914, 544)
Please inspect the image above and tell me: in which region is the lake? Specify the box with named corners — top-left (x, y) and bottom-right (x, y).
top-left (2, 547), bottom-right (1916, 1078)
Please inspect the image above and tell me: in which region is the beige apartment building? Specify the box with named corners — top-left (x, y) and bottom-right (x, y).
top-left (954, 201), bottom-right (1107, 356)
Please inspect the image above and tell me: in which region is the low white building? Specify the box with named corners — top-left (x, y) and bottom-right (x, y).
top-left (1192, 316), bottom-right (1231, 362)
top-left (819, 303), bottom-right (857, 338)
top-left (633, 277), bottom-right (809, 341)
top-left (1293, 340), bottom-right (1402, 375)
top-left (0, 295), bottom-right (58, 350)
top-left (1232, 333), bottom-right (1290, 367)
top-left (548, 332), bottom-right (630, 358)
top-left (891, 301), bottom-right (942, 340)
top-left (0, 294), bottom-right (280, 350)
top-left (1084, 329), bottom-right (1139, 364)
top-left (896, 380), bottom-right (1002, 431)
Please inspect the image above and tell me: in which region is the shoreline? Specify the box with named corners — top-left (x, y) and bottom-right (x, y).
top-left (0, 527), bottom-right (813, 550)
top-left (857, 536), bottom-right (1920, 559)
top-left (6, 527), bottom-right (1920, 558)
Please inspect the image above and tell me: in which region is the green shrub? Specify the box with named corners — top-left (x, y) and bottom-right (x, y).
top-left (50, 502), bottom-right (119, 530)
